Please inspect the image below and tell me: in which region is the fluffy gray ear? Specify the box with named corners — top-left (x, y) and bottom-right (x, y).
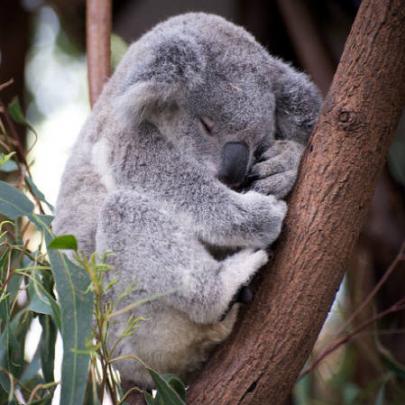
top-left (272, 59), bottom-right (322, 144)
top-left (113, 34), bottom-right (206, 127)
top-left (114, 81), bottom-right (182, 127)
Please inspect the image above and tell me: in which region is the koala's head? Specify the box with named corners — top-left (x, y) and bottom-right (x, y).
top-left (104, 13), bottom-right (321, 189)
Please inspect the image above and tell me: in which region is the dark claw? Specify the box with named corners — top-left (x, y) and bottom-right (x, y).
top-left (236, 286), bottom-right (254, 303)
top-left (254, 143), bottom-right (267, 160)
top-left (246, 173), bottom-right (259, 182)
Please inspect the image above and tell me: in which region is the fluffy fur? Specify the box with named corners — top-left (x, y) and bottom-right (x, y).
top-left (53, 13), bottom-right (321, 388)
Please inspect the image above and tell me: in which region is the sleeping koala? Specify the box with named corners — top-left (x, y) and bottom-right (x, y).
top-left (53, 13), bottom-right (321, 389)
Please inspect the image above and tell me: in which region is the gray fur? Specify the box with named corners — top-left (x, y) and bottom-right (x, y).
top-left (53, 13), bottom-right (321, 388)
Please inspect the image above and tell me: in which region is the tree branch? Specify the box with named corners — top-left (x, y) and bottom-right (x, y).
top-left (188, 1), bottom-right (405, 403)
top-left (86, 0), bottom-right (112, 107)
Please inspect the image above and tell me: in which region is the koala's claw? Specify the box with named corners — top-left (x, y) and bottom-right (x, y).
top-left (251, 170), bottom-right (297, 199)
top-left (248, 140), bottom-right (304, 198)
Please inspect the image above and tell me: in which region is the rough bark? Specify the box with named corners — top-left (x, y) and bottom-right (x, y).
top-left (86, 0), bottom-right (112, 107)
top-left (188, 1), bottom-right (405, 404)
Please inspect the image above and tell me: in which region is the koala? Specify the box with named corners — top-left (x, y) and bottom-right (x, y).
top-left (53, 13), bottom-right (321, 389)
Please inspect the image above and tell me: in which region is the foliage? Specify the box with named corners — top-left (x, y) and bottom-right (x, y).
top-left (0, 95), bottom-right (186, 404)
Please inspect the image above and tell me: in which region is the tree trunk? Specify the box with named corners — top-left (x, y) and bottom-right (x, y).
top-left (188, 1), bottom-right (405, 404)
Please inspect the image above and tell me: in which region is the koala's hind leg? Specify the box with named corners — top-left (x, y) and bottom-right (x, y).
top-left (96, 190), bottom-right (269, 325)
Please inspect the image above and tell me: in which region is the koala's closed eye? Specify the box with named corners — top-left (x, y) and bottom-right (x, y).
top-left (199, 116), bottom-right (215, 135)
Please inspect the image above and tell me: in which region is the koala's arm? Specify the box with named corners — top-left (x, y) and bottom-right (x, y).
top-left (120, 138), bottom-right (287, 249)
top-left (97, 190), bottom-right (270, 324)
top-left (249, 59), bottom-right (322, 198)
top-left (191, 184), bottom-right (287, 249)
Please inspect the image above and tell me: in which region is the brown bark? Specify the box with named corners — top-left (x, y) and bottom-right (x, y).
top-left (86, 0), bottom-right (112, 107)
top-left (188, 1), bottom-right (405, 404)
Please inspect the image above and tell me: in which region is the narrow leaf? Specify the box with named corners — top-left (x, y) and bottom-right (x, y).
top-left (48, 235), bottom-right (78, 251)
top-left (0, 180), bottom-right (34, 220)
top-left (8, 97), bottom-right (37, 136)
top-left (25, 176), bottom-right (54, 212)
top-left (147, 369), bottom-right (186, 405)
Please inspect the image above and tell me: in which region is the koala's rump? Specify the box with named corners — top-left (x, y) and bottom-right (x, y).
top-left (110, 304), bottom-right (237, 388)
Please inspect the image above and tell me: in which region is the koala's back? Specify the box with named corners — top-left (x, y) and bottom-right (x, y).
top-left (53, 142), bottom-right (106, 255)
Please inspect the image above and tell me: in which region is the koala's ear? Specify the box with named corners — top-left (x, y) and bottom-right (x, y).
top-left (272, 59), bottom-right (322, 144)
top-left (114, 81), bottom-right (183, 127)
top-left (113, 35), bottom-right (206, 128)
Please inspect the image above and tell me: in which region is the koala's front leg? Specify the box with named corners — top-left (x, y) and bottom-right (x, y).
top-left (248, 140), bottom-right (305, 199)
top-left (195, 189), bottom-right (287, 249)
top-left (96, 190), bottom-right (269, 324)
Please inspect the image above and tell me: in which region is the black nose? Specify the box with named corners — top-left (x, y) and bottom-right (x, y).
top-left (218, 142), bottom-right (249, 187)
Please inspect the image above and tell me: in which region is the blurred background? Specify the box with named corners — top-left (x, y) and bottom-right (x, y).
top-left (1, 0), bottom-right (404, 403)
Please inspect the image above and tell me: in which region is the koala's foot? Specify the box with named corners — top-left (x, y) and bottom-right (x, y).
top-left (220, 248), bottom-right (268, 304)
top-left (249, 140), bottom-right (304, 198)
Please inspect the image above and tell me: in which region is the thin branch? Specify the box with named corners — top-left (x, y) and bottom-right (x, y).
top-left (86, 0), bottom-right (112, 107)
top-left (300, 298), bottom-right (405, 378)
top-left (338, 241), bottom-right (405, 334)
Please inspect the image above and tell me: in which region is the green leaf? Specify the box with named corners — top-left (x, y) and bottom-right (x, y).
top-left (0, 180), bottom-right (34, 220)
top-left (147, 369), bottom-right (186, 405)
top-left (0, 159), bottom-right (18, 173)
top-left (43, 229), bottom-right (93, 405)
top-left (0, 153), bottom-right (18, 173)
top-left (144, 391), bottom-right (157, 405)
top-left (20, 345), bottom-right (42, 384)
top-left (7, 97), bottom-right (37, 136)
top-left (0, 182), bottom-right (92, 405)
top-left (25, 176), bottom-right (54, 212)
top-left (48, 235), bottom-right (78, 251)
top-left (27, 280), bottom-right (53, 316)
top-left (39, 315), bottom-right (57, 383)
top-left (161, 374), bottom-right (186, 401)
top-left (0, 310), bottom-right (31, 391)
top-left (3, 202), bottom-right (91, 405)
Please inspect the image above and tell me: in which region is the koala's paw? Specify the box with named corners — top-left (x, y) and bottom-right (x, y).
top-left (242, 191), bottom-right (287, 248)
top-left (249, 140), bottom-right (304, 198)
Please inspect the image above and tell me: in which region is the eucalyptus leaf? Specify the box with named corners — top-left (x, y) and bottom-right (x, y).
top-left (20, 345), bottom-right (42, 384)
top-left (0, 185), bottom-right (92, 405)
top-left (48, 234), bottom-right (78, 251)
top-left (0, 180), bottom-right (34, 220)
top-left (0, 160), bottom-right (18, 172)
top-left (39, 315), bottom-right (57, 383)
top-left (44, 231), bottom-right (93, 405)
top-left (147, 369), bottom-right (186, 405)
top-left (0, 153), bottom-right (18, 173)
top-left (8, 97), bottom-right (37, 136)
top-left (25, 176), bottom-right (55, 212)
top-left (144, 391), bottom-right (157, 405)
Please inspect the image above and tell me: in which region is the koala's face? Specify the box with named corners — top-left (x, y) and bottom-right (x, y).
top-left (108, 13), bottom-right (284, 189)
top-left (146, 29), bottom-right (276, 189)
top-left (185, 73), bottom-right (275, 189)
top-left (153, 80), bottom-right (275, 189)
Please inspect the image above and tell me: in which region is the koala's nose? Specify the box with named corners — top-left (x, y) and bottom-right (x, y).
top-left (218, 142), bottom-right (249, 188)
